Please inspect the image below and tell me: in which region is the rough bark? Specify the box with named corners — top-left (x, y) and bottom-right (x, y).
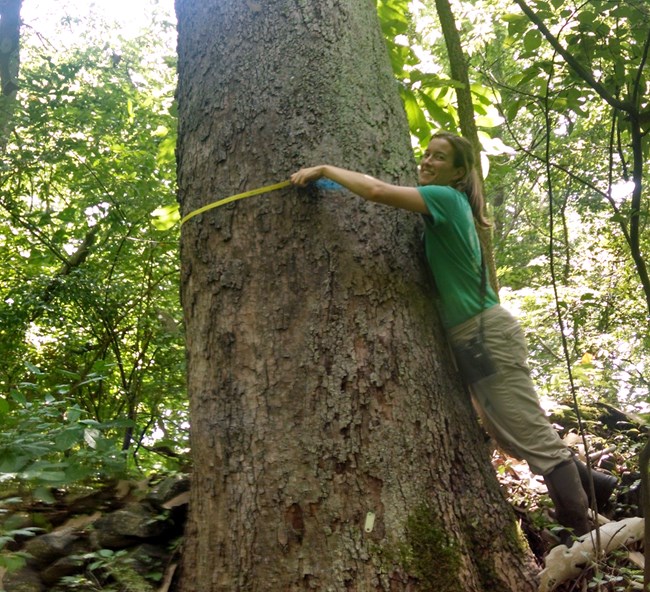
top-left (175, 1), bottom-right (539, 590)
top-left (0, 0), bottom-right (22, 151)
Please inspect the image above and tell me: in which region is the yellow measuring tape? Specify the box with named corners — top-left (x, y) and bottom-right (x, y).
top-left (180, 180), bottom-right (292, 226)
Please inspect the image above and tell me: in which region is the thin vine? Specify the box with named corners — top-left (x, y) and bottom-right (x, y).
top-left (541, 59), bottom-right (603, 556)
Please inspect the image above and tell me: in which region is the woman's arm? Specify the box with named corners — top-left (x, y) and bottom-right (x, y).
top-left (291, 165), bottom-right (427, 214)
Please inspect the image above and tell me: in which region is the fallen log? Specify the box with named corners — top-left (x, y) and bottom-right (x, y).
top-left (539, 517), bottom-right (644, 592)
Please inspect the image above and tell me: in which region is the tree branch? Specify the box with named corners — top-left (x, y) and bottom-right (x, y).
top-left (512, 0), bottom-right (634, 115)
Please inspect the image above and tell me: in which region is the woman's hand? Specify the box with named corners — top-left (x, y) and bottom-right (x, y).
top-left (290, 166), bottom-right (326, 187)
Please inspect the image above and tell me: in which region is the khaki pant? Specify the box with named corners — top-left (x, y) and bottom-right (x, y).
top-left (448, 305), bottom-right (571, 475)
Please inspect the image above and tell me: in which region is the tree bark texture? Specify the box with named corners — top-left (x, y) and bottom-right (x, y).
top-left (175, 1), bottom-right (539, 590)
top-left (0, 0), bottom-right (22, 151)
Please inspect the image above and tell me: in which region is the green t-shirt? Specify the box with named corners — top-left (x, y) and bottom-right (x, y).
top-left (418, 185), bottom-right (498, 328)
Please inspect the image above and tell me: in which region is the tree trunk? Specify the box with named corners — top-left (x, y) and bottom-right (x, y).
top-left (0, 0), bottom-right (22, 151)
top-left (175, 1), bottom-right (539, 590)
top-left (434, 0), bottom-right (499, 296)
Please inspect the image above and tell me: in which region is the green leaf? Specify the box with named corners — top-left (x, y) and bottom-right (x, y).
top-left (65, 406), bottom-right (83, 422)
top-left (503, 13), bottom-right (529, 36)
top-left (127, 98), bottom-right (135, 122)
top-left (64, 463), bottom-right (92, 481)
top-left (0, 451), bottom-right (30, 474)
top-left (0, 553), bottom-right (27, 572)
top-left (57, 206), bottom-right (78, 223)
top-left (21, 463), bottom-right (68, 482)
top-left (419, 92), bottom-right (456, 128)
top-left (7, 528), bottom-right (41, 539)
top-left (523, 30), bottom-right (543, 52)
top-left (33, 488), bottom-right (56, 503)
top-left (475, 114), bottom-right (502, 128)
top-left (156, 135), bottom-right (176, 166)
top-left (152, 125), bottom-right (168, 137)
top-left (401, 88), bottom-right (431, 142)
top-left (54, 428), bottom-right (83, 451)
top-left (57, 369), bottom-right (81, 380)
top-left (24, 361), bottom-right (43, 375)
top-left (410, 71), bottom-right (446, 90)
top-left (99, 418), bottom-right (137, 429)
top-left (377, 0), bottom-right (410, 35)
top-left (577, 11), bottom-right (596, 25)
top-left (84, 428), bottom-right (100, 448)
top-left (151, 204), bottom-right (180, 230)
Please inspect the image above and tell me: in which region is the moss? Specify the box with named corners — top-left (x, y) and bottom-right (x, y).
top-left (501, 513), bottom-right (530, 553)
top-left (110, 563), bottom-right (156, 592)
top-left (399, 503), bottom-right (463, 592)
top-left (375, 503), bottom-right (529, 591)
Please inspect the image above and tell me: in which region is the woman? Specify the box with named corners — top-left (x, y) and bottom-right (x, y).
top-left (291, 132), bottom-right (615, 541)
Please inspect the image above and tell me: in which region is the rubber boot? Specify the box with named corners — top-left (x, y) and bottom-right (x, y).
top-left (544, 460), bottom-right (590, 541)
top-left (573, 457), bottom-right (618, 511)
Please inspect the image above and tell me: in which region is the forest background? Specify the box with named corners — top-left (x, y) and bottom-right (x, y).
top-left (0, 0), bottom-right (648, 583)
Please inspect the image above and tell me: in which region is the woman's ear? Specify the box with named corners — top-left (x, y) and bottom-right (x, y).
top-left (453, 167), bottom-right (466, 182)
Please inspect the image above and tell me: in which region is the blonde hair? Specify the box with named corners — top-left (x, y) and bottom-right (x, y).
top-left (431, 132), bottom-right (490, 228)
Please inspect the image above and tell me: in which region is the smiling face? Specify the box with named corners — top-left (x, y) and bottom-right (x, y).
top-left (418, 137), bottom-right (466, 187)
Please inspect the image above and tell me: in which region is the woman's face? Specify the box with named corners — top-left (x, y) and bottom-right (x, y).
top-left (418, 138), bottom-right (465, 187)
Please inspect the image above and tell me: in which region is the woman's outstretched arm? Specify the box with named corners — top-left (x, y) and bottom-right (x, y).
top-left (291, 165), bottom-right (427, 214)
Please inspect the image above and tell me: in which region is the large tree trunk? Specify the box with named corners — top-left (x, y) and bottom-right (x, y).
top-left (175, 1), bottom-right (539, 590)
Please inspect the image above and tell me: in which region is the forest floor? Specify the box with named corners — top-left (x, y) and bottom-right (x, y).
top-left (494, 399), bottom-right (646, 591)
top-left (0, 401), bottom-right (645, 591)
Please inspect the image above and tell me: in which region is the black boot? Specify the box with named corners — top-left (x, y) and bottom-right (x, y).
top-left (544, 460), bottom-right (590, 541)
top-left (574, 457), bottom-right (617, 511)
